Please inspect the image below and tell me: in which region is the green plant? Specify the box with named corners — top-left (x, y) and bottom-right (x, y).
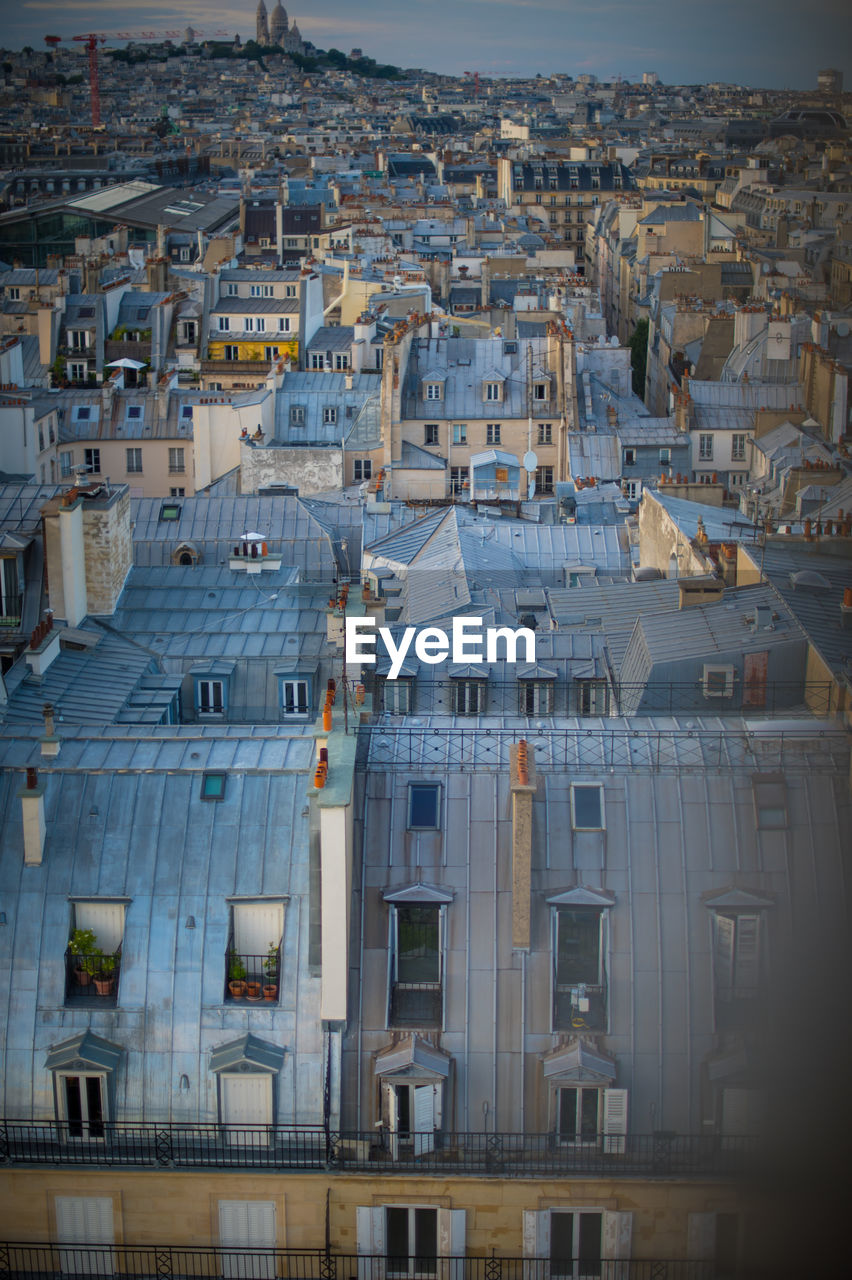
top-left (69, 927), bottom-right (99, 976)
top-left (263, 943), bottom-right (278, 979)
top-left (228, 952), bottom-right (247, 983)
top-left (96, 953), bottom-right (116, 978)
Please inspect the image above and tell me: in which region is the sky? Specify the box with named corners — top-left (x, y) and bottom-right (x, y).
top-left (2, 0), bottom-right (851, 88)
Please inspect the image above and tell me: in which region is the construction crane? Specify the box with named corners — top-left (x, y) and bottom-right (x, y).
top-left (54, 30), bottom-right (232, 128)
top-left (464, 70), bottom-right (480, 98)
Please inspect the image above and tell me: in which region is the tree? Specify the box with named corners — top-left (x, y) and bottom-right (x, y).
top-left (629, 318), bottom-right (649, 400)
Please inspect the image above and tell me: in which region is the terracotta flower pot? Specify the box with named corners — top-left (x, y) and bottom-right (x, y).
top-left (94, 975), bottom-right (115, 996)
top-left (245, 982), bottom-right (262, 1001)
top-left (262, 984), bottom-right (278, 1001)
top-left (228, 980), bottom-right (247, 998)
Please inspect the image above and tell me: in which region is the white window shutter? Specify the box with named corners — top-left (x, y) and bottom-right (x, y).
top-left (357, 1208), bottom-right (385, 1280)
top-left (603, 1088), bottom-right (628, 1153)
top-left (602, 1210), bottom-right (632, 1260)
top-left (733, 914), bottom-right (760, 994)
top-left (414, 1083), bottom-right (436, 1155)
top-left (714, 914), bottom-right (735, 999)
top-left (523, 1209), bottom-right (550, 1256)
top-left (74, 903), bottom-right (124, 954)
top-left (382, 1084), bottom-right (399, 1160)
top-left (233, 904), bottom-right (284, 958)
top-left (687, 1212), bottom-right (717, 1260)
top-left (55, 1197), bottom-right (114, 1277)
top-left (438, 1208), bottom-right (466, 1280)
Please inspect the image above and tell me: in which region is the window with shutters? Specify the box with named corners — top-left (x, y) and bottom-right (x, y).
top-left (381, 1080), bottom-right (444, 1158)
top-left (218, 1200), bottom-right (277, 1279)
top-left (65, 902), bottom-right (125, 1006)
top-left (557, 1086), bottom-right (600, 1143)
top-left (520, 679), bottom-right (554, 715)
top-left (54, 1197), bottom-right (115, 1276)
top-left (523, 1209), bottom-right (632, 1278)
top-left (225, 901), bottom-right (285, 1004)
top-left (553, 908), bottom-right (607, 1031)
top-left (357, 1206), bottom-right (465, 1278)
top-left (713, 912), bottom-right (764, 1030)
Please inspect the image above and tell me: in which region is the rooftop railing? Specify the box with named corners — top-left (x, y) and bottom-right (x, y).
top-left (0, 1122), bottom-right (756, 1177)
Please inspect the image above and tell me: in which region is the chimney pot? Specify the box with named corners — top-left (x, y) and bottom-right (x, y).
top-left (26, 766), bottom-right (38, 790)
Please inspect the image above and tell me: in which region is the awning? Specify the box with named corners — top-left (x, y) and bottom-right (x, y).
top-left (209, 1033), bottom-right (285, 1074)
top-left (45, 1030), bottom-right (123, 1073)
top-left (374, 1033), bottom-right (451, 1079)
top-left (542, 1039), bottom-right (616, 1083)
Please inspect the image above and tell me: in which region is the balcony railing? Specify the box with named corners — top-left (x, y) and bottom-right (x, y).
top-left (389, 981), bottom-right (443, 1028)
top-left (0, 1248), bottom-right (733, 1280)
top-left (224, 948), bottom-right (280, 1004)
top-left (0, 1123), bottom-right (757, 1177)
top-left (64, 950), bottom-right (121, 1006)
top-left (0, 593), bottom-right (22, 626)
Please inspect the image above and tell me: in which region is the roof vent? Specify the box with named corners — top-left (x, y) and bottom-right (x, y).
top-left (789, 570), bottom-right (831, 591)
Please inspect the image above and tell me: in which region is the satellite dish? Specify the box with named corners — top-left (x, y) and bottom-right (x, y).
top-left (523, 450), bottom-right (538, 471)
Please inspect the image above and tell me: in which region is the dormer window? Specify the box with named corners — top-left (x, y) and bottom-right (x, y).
top-left (423, 381), bottom-right (443, 402)
top-left (484, 381), bottom-right (502, 403)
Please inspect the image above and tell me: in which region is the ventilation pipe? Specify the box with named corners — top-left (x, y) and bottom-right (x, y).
top-left (510, 740), bottom-right (536, 951)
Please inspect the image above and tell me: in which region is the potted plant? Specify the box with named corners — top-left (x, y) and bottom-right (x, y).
top-left (68, 928), bottom-right (98, 986)
top-left (228, 953), bottom-right (247, 997)
top-left (93, 953), bottom-right (116, 996)
top-left (262, 942), bottom-right (278, 1001)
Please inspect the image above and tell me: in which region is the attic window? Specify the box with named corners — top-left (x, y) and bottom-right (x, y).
top-left (76, 407), bottom-right (91, 422)
top-left (201, 772), bottom-right (227, 801)
top-left (126, 406), bottom-right (142, 420)
top-left (77, 307), bottom-right (95, 319)
top-left (159, 502), bottom-right (181, 521)
top-left (702, 664), bottom-right (734, 698)
top-left (181, 405), bottom-right (193, 420)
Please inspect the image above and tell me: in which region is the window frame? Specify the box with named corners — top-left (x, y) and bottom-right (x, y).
top-left (388, 900), bottom-right (446, 1030)
top-left (570, 783), bottom-right (605, 830)
top-left (452, 423), bottom-right (467, 446)
top-left (698, 433), bottom-right (714, 461)
top-left (280, 677), bottom-right (310, 719)
top-left (84, 448), bottom-right (101, 475)
top-left (520, 679), bottom-right (554, 716)
top-left (407, 783), bottom-right (441, 831)
top-left (196, 677), bottom-right (226, 717)
top-left (424, 381), bottom-right (443, 402)
top-left (486, 422), bottom-right (501, 445)
top-left (451, 679), bottom-right (485, 716)
top-left (125, 447), bottom-right (143, 474)
top-left (424, 424), bottom-right (439, 446)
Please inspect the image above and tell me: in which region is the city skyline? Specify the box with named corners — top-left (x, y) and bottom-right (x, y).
top-left (3, 0), bottom-right (850, 88)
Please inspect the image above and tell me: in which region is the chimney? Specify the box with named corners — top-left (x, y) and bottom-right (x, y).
top-left (58, 494), bottom-right (87, 627)
top-left (19, 767), bottom-right (46, 865)
top-left (41, 701), bottom-right (60, 758)
top-left (509, 740), bottom-right (537, 951)
top-left (44, 484), bottom-right (133, 624)
top-left (841, 587), bottom-right (852, 631)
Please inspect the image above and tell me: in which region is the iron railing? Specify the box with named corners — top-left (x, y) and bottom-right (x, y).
top-left (358, 723), bottom-right (847, 775)
top-left (63, 950), bottom-right (121, 1006)
top-left (0, 1247), bottom-right (733, 1280)
top-left (0, 593), bottom-right (22, 625)
top-left (224, 948), bottom-right (280, 1004)
top-left (0, 1123), bottom-right (756, 1177)
top-left (553, 982), bottom-right (607, 1033)
top-left (389, 981), bottom-right (443, 1028)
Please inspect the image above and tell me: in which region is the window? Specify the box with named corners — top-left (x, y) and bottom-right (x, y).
top-left (290, 405), bottom-right (305, 426)
top-left (551, 1211), bottom-right (603, 1278)
top-left (197, 678), bottom-right (225, 715)
top-left (408, 783), bottom-right (440, 830)
top-left (324, 407), bottom-right (337, 425)
top-left (226, 902), bottom-right (284, 1005)
top-left (533, 381), bottom-right (548, 401)
top-left (753, 775), bottom-right (787, 829)
top-left (622, 447), bottom-right (636, 467)
top-left (484, 381), bottom-right (501, 401)
top-left (571, 784), bottom-right (604, 829)
top-left (1, 557), bottom-right (19, 621)
top-left (243, 318), bottom-right (255, 332)
top-left (335, 353), bottom-right (349, 370)
top-left (520, 680), bottom-right (554, 715)
top-left (159, 502), bottom-right (181, 520)
top-left (390, 904), bottom-right (443, 1028)
top-left (38, 426), bottom-right (45, 452)
top-left (7, 286), bottom-right (19, 300)
top-left (218, 1201), bottom-right (277, 1279)
top-left (264, 347), bottom-right (280, 361)
top-left (84, 448), bottom-right (100, 475)
top-left (277, 315), bottom-right (291, 333)
top-left (285, 285), bottom-right (296, 298)
top-left (486, 423), bottom-right (501, 445)
top-left (168, 447), bottom-right (185, 474)
top-left (281, 678), bottom-right (310, 718)
top-left (702, 664), bottom-right (734, 698)
top-left (66, 902), bottom-right (125, 1007)
top-left (535, 465), bottom-right (554, 494)
top-left (358, 1206), bottom-right (464, 1276)
top-left (558, 1087), bottom-right (600, 1143)
top-left (714, 913), bottom-right (763, 1012)
top-left (452, 423), bottom-right (467, 445)
top-left (699, 433), bottom-right (713, 460)
top-left (424, 382), bottom-right (443, 401)
top-left (218, 316), bottom-right (230, 331)
top-left (659, 447), bottom-right (671, 466)
top-left (576, 680), bottom-right (608, 717)
top-left (60, 452), bottom-right (74, 477)
top-left (125, 448), bottom-right (142, 473)
top-left (386, 1207), bottom-right (438, 1277)
top-left (538, 422), bottom-right (552, 444)
top-left (452, 680), bottom-right (485, 715)
top-left (226, 284), bottom-right (238, 296)
top-left (383, 678), bottom-right (412, 715)
top-left (354, 459), bottom-right (373, 482)
top-left (202, 772), bottom-right (227, 801)
top-left (54, 1196), bottom-right (115, 1271)
top-left (731, 433), bottom-right (747, 461)
top-left (424, 424), bottom-right (439, 446)
top-left (224, 345), bottom-right (239, 360)
top-left (554, 908), bottom-right (606, 1031)
top-left (450, 466), bottom-right (468, 496)
top-left (181, 405), bottom-right (193, 421)
top-left (126, 406), bottom-right (142, 420)
top-left (170, 488), bottom-right (185, 498)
